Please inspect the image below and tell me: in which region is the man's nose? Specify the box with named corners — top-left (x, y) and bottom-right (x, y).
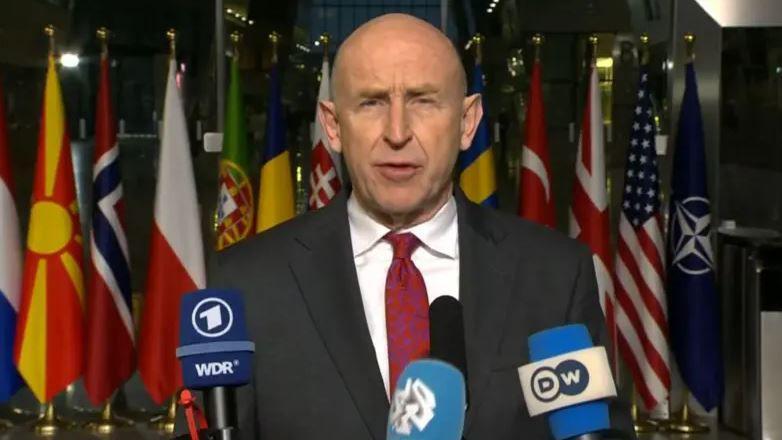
top-left (383, 98), bottom-right (413, 149)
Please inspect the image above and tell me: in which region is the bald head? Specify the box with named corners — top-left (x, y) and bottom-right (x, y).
top-left (331, 13), bottom-right (466, 102)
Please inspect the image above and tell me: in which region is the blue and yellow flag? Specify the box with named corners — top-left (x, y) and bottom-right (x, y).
top-left (458, 62), bottom-right (497, 208)
top-left (256, 64), bottom-right (294, 233)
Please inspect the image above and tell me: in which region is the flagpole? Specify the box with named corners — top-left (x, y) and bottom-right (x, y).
top-left (663, 33), bottom-right (709, 435)
top-left (531, 33), bottom-right (543, 63)
top-left (473, 33), bottom-right (484, 65)
top-left (320, 32), bottom-right (330, 65)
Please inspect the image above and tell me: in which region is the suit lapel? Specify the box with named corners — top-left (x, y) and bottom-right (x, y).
top-left (289, 192), bottom-right (389, 439)
top-left (456, 191), bottom-right (518, 434)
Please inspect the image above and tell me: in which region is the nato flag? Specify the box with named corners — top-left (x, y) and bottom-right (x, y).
top-left (667, 62), bottom-right (723, 411)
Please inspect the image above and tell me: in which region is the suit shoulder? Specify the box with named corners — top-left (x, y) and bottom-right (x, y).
top-left (213, 208), bottom-right (321, 266)
top-left (479, 206), bottom-right (591, 262)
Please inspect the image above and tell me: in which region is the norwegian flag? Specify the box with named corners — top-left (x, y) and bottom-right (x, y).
top-left (569, 66), bottom-right (616, 346)
top-left (84, 52), bottom-right (135, 405)
top-left (614, 67), bottom-right (671, 410)
top-left (309, 58), bottom-right (342, 209)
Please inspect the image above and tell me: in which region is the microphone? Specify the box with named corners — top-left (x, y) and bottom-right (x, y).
top-left (176, 289), bottom-right (256, 440)
top-left (428, 296), bottom-right (468, 386)
top-left (387, 359), bottom-right (466, 440)
top-left (518, 324), bottom-right (617, 440)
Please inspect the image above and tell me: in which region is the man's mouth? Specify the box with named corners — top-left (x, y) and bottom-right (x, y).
top-left (375, 163), bottom-right (421, 181)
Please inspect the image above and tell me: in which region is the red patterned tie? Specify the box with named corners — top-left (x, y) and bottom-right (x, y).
top-left (385, 232), bottom-right (430, 393)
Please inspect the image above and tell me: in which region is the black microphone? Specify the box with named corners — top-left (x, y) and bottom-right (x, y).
top-left (428, 296), bottom-right (468, 405)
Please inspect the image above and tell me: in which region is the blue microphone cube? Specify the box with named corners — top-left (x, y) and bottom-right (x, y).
top-left (177, 289), bottom-right (255, 389)
top-left (387, 359), bottom-right (466, 440)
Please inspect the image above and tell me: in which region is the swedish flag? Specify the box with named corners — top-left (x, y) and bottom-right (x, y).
top-left (458, 62), bottom-right (498, 207)
top-left (256, 64), bottom-right (294, 233)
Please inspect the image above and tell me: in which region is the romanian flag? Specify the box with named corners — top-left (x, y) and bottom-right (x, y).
top-left (255, 63), bottom-right (294, 233)
top-left (216, 53), bottom-right (254, 249)
top-left (14, 55), bottom-right (85, 403)
top-left (458, 61), bottom-right (498, 207)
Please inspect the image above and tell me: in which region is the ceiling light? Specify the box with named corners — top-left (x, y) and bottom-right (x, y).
top-left (248, 20), bottom-right (254, 25)
top-left (226, 8), bottom-right (233, 13)
top-left (60, 52), bottom-right (80, 68)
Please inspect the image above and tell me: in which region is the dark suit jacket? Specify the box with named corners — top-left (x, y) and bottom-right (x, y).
top-left (204, 189), bottom-right (635, 439)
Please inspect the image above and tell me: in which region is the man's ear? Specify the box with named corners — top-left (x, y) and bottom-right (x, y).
top-left (460, 93), bottom-right (484, 151)
top-left (318, 100), bottom-right (342, 153)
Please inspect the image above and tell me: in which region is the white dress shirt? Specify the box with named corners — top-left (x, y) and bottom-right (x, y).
top-left (347, 194), bottom-right (460, 396)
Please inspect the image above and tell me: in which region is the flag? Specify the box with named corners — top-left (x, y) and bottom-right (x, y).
top-left (518, 60), bottom-right (555, 227)
top-left (614, 67), bottom-right (671, 410)
top-left (256, 64), bottom-right (294, 232)
top-left (216, 53), bottom-right (254, 250)
top-left (458, 62), bottom-right (498, 207)
top-left (0, 80), bottom-right (23, 403)
top-left (14, 55), bottom-right (85, 403)
top-left (667, 62), bottom-right (723, 410)
top-left (308, 58), bottom-right (342, 210)
top-left (569, 66), bottom-right (615, 341)
top-left (84, 51), bottom-right (135, 405)
top-left (138, 59), bottom-right (206, 405)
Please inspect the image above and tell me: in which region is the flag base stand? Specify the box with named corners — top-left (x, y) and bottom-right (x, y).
top-left (148, 396), bottom-right (177, 434)
top-left (84, 400), bottom-right (133, 434)
top-left (664, 403), bottom-right (709, 434)
top-left (632, 403), bottom-right (659, 433)
top-left (33, 403), bottom-right (75, 436)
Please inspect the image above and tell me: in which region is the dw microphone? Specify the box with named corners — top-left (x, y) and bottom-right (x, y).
top-left (518, 324), bottom-right (617, 440)
top-left (176, 289), bottom-right (256, 440)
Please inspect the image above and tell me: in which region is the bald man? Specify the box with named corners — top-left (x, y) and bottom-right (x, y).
top-left (206, 13), bottom-right (635, 439)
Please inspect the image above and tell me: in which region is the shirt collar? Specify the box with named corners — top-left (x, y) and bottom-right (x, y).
top-left (347, 194), bottom-right (458, 259)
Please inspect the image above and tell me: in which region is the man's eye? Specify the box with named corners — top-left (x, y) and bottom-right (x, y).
top-left (360, 99), bottom-right (381, 107)
top-left (413, 97), bottom-right (436, 105)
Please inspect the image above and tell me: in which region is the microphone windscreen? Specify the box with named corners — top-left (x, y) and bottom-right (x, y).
top-left (428, 296), bottom-right (467, 382)
top-left (387, 359), bottom-right (465, 440)
top-left (527, 324), bottom-right (610, 440)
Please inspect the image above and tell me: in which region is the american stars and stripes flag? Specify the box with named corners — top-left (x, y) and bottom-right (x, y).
top-left (614, 67), bottom-right (671, 410)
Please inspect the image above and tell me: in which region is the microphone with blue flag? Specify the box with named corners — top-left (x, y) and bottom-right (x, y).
top-left (177, 289), bottom-right (256, 439)
top-left (518, 324), bottom-right (617, 440)
top-left (387, 359), bottom-right (466, 440)
top-left (666, 61), bottom-right (724, 411)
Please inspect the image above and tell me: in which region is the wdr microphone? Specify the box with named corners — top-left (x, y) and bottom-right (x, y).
top-left (518, 324), bottom-right (617, 440)
top-left (176, 289), bottom-right (256, 440)
top-left (387, 359), bottom-right (465, 440)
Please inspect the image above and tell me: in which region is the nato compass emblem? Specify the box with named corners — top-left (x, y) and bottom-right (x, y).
top-left (670, 196), bottom-right (714, 275)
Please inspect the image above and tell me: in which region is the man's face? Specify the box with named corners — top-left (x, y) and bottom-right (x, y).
top-left (320, 18), bottom-right (482, 226)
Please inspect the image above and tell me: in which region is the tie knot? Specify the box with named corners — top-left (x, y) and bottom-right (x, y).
top-left (385, 232), bottom-right (421, 259)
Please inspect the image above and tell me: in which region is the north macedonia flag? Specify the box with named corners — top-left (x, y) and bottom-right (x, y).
top-left (14, 55), bottom-right (84, 403)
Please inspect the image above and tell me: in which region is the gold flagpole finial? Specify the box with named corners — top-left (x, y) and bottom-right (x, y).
top-left (269, 32), bottom-right (280, 64)
top-left (166, 28), bottom-right (177, 58)
top-left (588, 34), bottom-right (599, 67)
top-left (473, 33), bottom-right (485, 64)
top-left (531, 33), bottom-right (544, 62)
top-left (97, 27), bottom-right (110, 58)
top-left (44, 25), bottom-right (56, 56)
top-left (319, 33), bottom-right (331, 63)
top-left (230, 31), bottom-right (242, 60)
top-left (684, 32), bottom-right (696, 62)
top-left (639, 33), bottom-right (650, 65)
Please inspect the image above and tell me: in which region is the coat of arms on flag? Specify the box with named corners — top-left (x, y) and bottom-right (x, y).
top-left (217, 160), bottom-right (253, 248)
